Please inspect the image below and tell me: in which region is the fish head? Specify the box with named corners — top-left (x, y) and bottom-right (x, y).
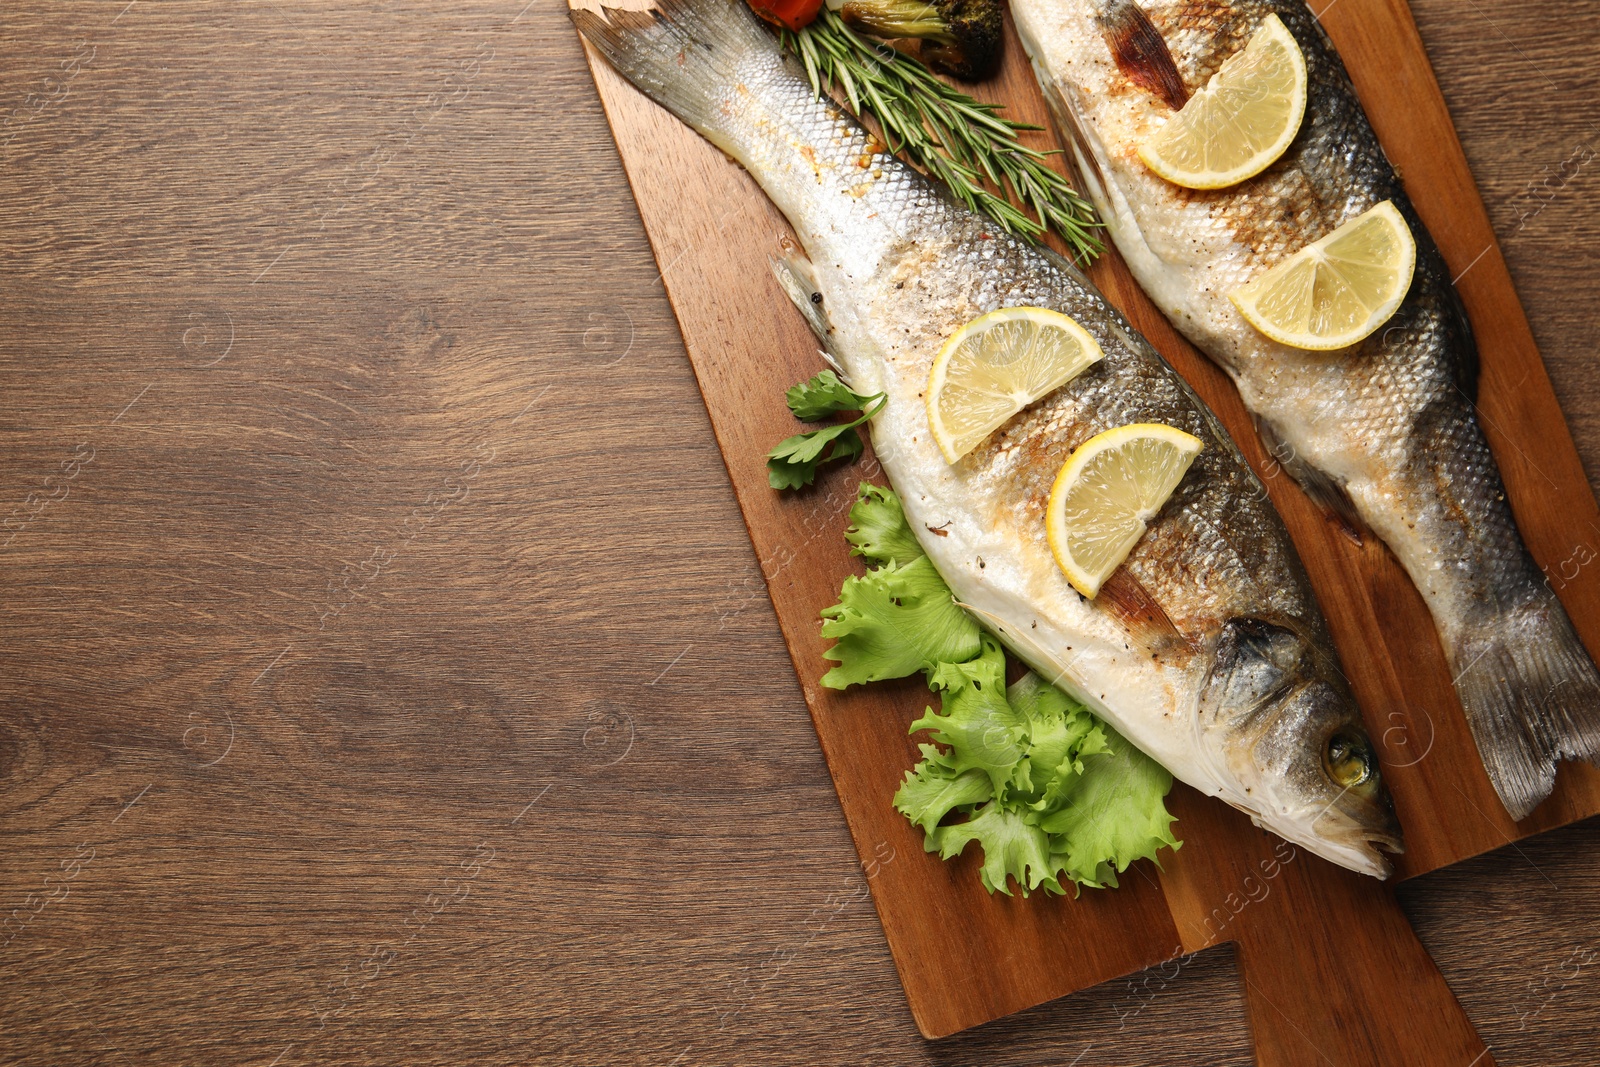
top-left (1200, 617), bottom-right (1403, 877)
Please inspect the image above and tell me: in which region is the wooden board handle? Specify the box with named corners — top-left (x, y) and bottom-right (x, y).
top-left (1159, 789), bottom-right (1492, 1065)
top-left (1235, 898), bottom-right (1491, 1066)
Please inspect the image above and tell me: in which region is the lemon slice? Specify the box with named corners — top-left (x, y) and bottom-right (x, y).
top-left (1046, 423), bottom-right (1203, 599)
top-left (1229, 200), bottom-right (1416, 350)
top-left (1137, 14), bottom-right (1307, 190)
top-left (927, 307), bottom-right (1104, 463)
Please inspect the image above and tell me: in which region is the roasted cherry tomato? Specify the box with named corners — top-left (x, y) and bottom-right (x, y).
top-left (747, 0), bottom-right (824, 31)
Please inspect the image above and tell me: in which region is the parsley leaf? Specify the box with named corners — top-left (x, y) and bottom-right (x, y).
top-left (786, 370), bottom-right (877, 421)
top-left (767, 422), bottom-right (866, 491)
top-left (767, 372), bottom-right (886, 490)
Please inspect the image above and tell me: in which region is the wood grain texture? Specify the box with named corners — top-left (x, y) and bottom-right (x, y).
top-left (1, 1), bottom-right (1597, 1064)
top-left (574, 0), bottom-right (1594, 1053)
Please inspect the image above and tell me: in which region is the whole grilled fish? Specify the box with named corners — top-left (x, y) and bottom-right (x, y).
top-left (574, 0), bottom-right (1403, 873)
top-left (1013, 0), bottom-right (1600, 819)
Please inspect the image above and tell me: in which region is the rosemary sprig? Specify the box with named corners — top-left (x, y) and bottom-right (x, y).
top-left (780, 8), bottom-right (1102, 263)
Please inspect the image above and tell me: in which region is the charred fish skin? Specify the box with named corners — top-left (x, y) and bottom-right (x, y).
top-left (574, 0), bottom-right (1402, 875)
top-left (1013, 0), bottom-right (1600, 820)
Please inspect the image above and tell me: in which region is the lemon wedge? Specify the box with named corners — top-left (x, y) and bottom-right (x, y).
top-left (1137, 14), bottom-right (1307, 190)
top-left (927, 307), bottom-right (1104, 463)
top-left (1046, 423), bottom-right (1203, 599)
top-left (1229, 200), bottom-right (1416, 350)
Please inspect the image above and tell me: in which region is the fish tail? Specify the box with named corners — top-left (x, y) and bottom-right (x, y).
top-left (1452, 594), bottom-right (1600, 819)
top-left (570, 0), bottom-right (774, 138)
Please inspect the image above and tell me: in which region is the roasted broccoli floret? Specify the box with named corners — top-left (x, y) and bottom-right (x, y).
top-left (830, 0), bottom-right (1003, 81)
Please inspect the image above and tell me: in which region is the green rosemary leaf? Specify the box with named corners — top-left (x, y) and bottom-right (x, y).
top-left (780, 10), bottom-right (1101, 262)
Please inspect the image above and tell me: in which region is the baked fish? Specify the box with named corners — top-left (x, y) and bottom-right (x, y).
top-left (1012, 0), bottom-right (1600, 819)
top-left (573, 0), bottom-right (1403, 874)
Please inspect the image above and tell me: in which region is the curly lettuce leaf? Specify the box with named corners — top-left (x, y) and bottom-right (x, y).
top-left (1038, 725), bottom-right (1181, 887)
top-left (818, 482), bottom-right (1180, 896)
top-left (926, 802), bottom-right (1062, 897)
top-left (819, 555), bottom-right (981, 688)
top-left (909, 636), bottom-right (1028, 797)
top-left (892, 754), bottom-right (993, 834)
top-left (844, 483), bottom-right (925, 568)
top-left (1007, 673), bottom-right (1100, 800)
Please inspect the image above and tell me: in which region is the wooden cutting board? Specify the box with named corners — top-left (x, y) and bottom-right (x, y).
top-left (573, 0), bottom-right (1600, 1060)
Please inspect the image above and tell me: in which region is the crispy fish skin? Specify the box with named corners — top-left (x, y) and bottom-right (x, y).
top-left (1013, 0), bottom-right (1600, 819)
top-left (574, 0), bottom-right (1402, 874)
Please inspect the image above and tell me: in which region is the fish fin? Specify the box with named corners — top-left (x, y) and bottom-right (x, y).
top-left (1097, 568), bottom-right (1188, 652)
top-left (1098, 0), bottom-right (1188, 111)
top-left (1254, 417), bottom-right (1367, 545)
top-left (571, 0), bottom-right (772, 136)
top-left (1432, 230), bottom-right (1482, 400)
top-left (770, 240), bottom-right (834, 346)
top-left (1452, 594), bottom-right (1600, 820)
top-left (1025, 49), bottom-right (1107, 203)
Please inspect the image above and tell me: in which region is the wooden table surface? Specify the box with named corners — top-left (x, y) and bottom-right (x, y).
top-left (1, 2), bottom-right (1596, 1064)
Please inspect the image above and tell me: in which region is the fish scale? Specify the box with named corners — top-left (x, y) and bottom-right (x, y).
top-left (574, 0), bottom-right (1404, 874)
top-left (1014, 0), bottom-right (1600, 818)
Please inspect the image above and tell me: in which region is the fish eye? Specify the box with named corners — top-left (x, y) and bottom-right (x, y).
top-left (1324, 730), bottom-right (1375, 789)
